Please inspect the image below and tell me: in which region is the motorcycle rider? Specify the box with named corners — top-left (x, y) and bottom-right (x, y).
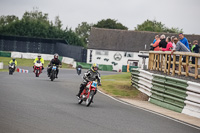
top-left (47, 53), bottom-right (62, 78)
top-left (76, 65), bottom-right (82, 75)
top-left (76, 63), bottom-right (101, 98)
top-left (8, 58), bottom-right (17, 71)
top-left (33, 54), bottom-right (44, 72)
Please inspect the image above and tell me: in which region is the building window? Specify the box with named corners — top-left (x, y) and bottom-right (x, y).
top-left (96, 50), bottom-right (108, 56)
top-left (127, 60), bottom-right (139, 66)
top-left (124, 52), bottom-right (133, 57)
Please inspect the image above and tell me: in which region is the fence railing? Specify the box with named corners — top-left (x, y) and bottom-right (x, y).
top-left (148, 51), bottom-right (200, 79)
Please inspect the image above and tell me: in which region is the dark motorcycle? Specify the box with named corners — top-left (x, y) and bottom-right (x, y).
top-left (78, 81), bottom-right (98, 107)
top-left (77, 67), bottom-right (81, 75)
top-left (50, 65), bottom-right (57, 81)
top-left (8, 63), bottom-right (15, 75)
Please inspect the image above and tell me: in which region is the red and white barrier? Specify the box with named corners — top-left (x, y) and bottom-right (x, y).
top-left (17, 68), bottom-right (29, 73)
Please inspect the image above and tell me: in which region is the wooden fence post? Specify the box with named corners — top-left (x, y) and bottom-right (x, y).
top-left (172, 55), bottom-right (176, 76)
top-left (168, 54), bottom-right (171, 75)
top-left (186, 55), bottom-right (189, 77)
top-left (164, 54), bottom-right (167, 73)
top-left (156, 54), bottom-right (160, 70)
top-left (178, 55), bottom-right (182, 75)
top-left (160, 54), bottom-right (164, 71)
top-left (195, 57), bottom-right (198, 79)
top-left (153, 54), bottom-right (157, 70)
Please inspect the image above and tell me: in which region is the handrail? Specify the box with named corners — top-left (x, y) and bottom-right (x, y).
top-left (148, 51), bottom-right (200, 79)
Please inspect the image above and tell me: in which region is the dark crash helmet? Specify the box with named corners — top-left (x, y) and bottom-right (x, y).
top-left (54, 53), bottom-right (59, 59)
top-left (12, 58), bottom-right (15, 61)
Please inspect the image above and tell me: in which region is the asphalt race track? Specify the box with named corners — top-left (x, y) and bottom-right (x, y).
top-left (0, 69), bottom-right (199, 133)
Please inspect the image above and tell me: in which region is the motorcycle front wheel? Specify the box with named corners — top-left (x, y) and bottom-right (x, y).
top-left (86, 91), bottom-right (94, 107)
top-left (35, 70), bottom-right (39, 77)
top-left (50, 71), bottom-right (55, 81)
top-left (9, 68), bottom-right (13, 75)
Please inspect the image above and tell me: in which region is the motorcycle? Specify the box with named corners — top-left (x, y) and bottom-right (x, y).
top-left (8, 62), bottom-right (15, 75)
top-left (50, 65), bottom-right (57, 81)
top-left (34, 61), bottom-right (43, 77)
top-left (77, 67), bottom-right (81, 75)
top-left (78, 81), bottom-right (98, 107)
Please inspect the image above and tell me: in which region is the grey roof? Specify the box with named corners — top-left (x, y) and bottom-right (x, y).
top-left (88, 27), bottom-right (200, 52)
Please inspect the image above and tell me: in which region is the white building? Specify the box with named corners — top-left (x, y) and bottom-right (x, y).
top-left (87, 28), bottom-right (151, 71)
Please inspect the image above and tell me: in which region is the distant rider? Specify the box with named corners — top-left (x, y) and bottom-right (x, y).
top-left (47, 53), bottom-right (62, 78)
top-left (33, 54), bottom-right (44, 72)
top-left (76, 63), bottom-right (101, 98)
top-left (8, 58), bottom-right (17, 71)
top-left (76, 65), bottom-right (82, 75)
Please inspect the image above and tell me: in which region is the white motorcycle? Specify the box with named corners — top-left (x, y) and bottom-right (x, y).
top-left (8, 63), bottom-right (15, 75)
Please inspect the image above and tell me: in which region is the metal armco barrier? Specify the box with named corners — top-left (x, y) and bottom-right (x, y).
top-left (131, 68), bottom-right (200, 118)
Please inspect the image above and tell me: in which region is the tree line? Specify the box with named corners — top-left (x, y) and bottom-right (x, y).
top-left (0, 9), bottom-right (183, 47)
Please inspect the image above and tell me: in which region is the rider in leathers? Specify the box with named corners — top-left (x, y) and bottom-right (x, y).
top-left (47, 53), bottom-right (62, 78)
top-left (76, 63), bottom-right (101, 98)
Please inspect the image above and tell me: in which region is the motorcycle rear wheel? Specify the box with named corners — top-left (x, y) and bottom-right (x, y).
top-left (78, 98), bottom-right (83, 104)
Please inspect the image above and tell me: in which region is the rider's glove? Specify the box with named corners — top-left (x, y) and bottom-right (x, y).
top-left (98, 83), bottom-right (102, 86)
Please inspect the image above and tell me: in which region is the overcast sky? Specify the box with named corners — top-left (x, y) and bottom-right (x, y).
top-left (0, 0), bottom-right (200, 34)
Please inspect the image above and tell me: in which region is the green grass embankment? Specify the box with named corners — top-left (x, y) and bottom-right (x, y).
top-left (100, 73), bottom-right (141, 98)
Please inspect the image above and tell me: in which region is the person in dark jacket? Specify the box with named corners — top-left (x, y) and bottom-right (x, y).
top-left (159, 34), bottom-right (167, 50)
top-left (76, 63), bottom-right (101, 98)
top-left (191, 40), bottom-right (199, 64)
top-left (76, 65), bottom-right (82, 75)
top-left (47, 53), bottom-right (62, 78)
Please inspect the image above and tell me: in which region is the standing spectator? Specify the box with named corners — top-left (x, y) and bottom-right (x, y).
top-left (159, 34), bottom-right (167, 50)
top-left (191, 40), bottom-right (199, 64)
top-left (162, 37), bottom-right (173, 69)
top-left (188, 40), bottom-right (192, 50)
top-left (153, 37), bottom-right (156, 44)
top-left (171, 36), bottom-right (176, 50)
top-left (171, 38), bottom-right (190, 72)
top-left (151, 35), bottom-right (160, 51)
top-left (162, 36), bottom-right (173, 51)
top-left (179, 33), bottom-right (190, 50)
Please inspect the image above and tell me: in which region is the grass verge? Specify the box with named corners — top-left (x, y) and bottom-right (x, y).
top-left (100, 73), bottom-right (145, 99)
top-left (0, 57), bottom-right (71, 68)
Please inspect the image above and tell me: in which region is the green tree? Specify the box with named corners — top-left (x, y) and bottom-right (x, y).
top-left (0, 15), bottom-right (19, 27)
top-left (0, 8), bottom-right (85, 47)
top-left (135, 19), bottom-right (183, 33)
top-left (54, 16), bottom-right (62, 30)
top-left (94, 18), bottom-right (128, 30)
top-left (75, 22), bottom-right (93, 46)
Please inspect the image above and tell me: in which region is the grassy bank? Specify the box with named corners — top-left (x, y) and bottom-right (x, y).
top-left (100, 73), bottom-right (141, 99)
top-left (0, 57), bottom-right (71, 69)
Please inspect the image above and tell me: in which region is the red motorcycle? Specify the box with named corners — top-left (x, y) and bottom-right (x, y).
top-left (78, 81), bottom-right (98, 107)
top-left (34, 61), bottom-right (43, 77)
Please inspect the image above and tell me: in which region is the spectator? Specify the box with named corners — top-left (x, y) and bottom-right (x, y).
top-left (151, 35), bottom-right (160, 51)
top-left (171, 36), bottom-right (176, 50)
top-left (179, 33), bottom-right (190, 50)
top-left (153, 37), bottom-right (156, 44)
top-left (191, 40), bottom-right (199, 64)
top-left (162, 37), bottom-right (173, 69)
top-left (159, 34), bottom-right (167, 50)
top-left (188, 40), bottom-right (192, 50)
top-left (162, 36), bottom-right (173, 51)
top-left (171, 38), bottom-right (190, 72)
